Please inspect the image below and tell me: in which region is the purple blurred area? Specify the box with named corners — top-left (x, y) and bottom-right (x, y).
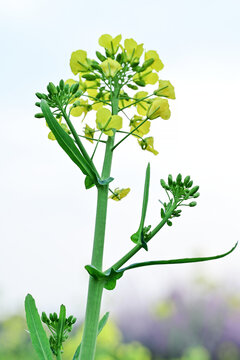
top-left (118, 281), bottom-right (240, 359)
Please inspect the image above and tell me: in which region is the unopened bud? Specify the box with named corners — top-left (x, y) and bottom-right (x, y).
top-left (141, 58), bottom-right (154, 71)
top-left (81, 74), bottom-right (97, 81)
top-left (168, 174), bottom-right (173, 186)
top-left (35, 113), bottom-right (44, 118)
top-left (96, 51), bottom-right (106, 62)
top-left (193, 192), bottom-right (200, 198)
top-left (189, 186), bottom-right (199, 196)
top-left (47, 82), bottom-right (57, 95)
top-left (186, 180), bottom-right (193, 188)
top-left (70, 82), bottom-right (79, 94)
top-left (59, 79), bottom-right (65, 90)
top-left (41, 312), bottom-right (48, 323)
top-left (134, 80), bottom-right (145, 87)
top-left (176, 173), bottom-right (182, 184)
top-left (189, 201), bottom-right (197, 207)
top-left (184, 176), bottom-right (191, 186)
top-left (35, 102), bottom-right (41, 107)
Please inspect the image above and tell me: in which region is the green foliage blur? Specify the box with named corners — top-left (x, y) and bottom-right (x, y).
top-left (0, 315), bottom-right (151, 360)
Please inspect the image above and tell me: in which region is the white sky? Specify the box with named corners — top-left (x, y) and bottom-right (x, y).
top-left (0, 0), bottom-right (240, 319)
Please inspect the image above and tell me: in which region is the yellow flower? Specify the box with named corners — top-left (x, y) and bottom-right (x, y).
top-left (133, 70), bottom-right (159, 85)
top-left (147, 98), bottom-right (171, 120)
top-left (70, 99), bottom-right (90, 119)
top-left (70, 50), bottom-right (91, 75)
top-left (130, 115), bottom-right (150, 137)
top-left (100, 58), bottom-right (122, 78)
top-left (124, 38), bottom-right (144, 62)
top-left (98, 34), bottom-right (122, 55)
top-left (133, 91), bottom-right (149, 116)
top-left (155, 80), bottom-right (176, 99)
top-left (145, 50), bottom-right (164, 72)
top-left (138, 137), bottom-right (159, 155)
top-left (85, 79), bottom-right (100, 98)
top-left (96, 108), bottom-right (122, 136)
top-left (84, 124), bottom-right (95, 143)
top-left (109, 188), bottom-right (131, 201)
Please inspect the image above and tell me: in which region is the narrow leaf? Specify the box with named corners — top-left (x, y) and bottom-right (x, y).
top-left (131, 163), bottom-right (150, 246)
top-left (97, 177), bottom-right (114, 186)
top-left (25, 294), bottom-right (53, 360)
top-left (72, 312), bottom-right (110, 360)
top-left (120, 242), bottom-right (238, 272)
top-left (40, 100), bottom-right (96, 182)
top-left (57, 305), bottom-right (66, 351)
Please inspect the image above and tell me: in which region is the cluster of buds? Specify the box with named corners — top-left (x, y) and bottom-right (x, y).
top-left (35, 79), bottom-right (82, 118)
top-left (41, 307), bottom-right (76, 356)
top-left (160, 174), bottom-right (200, 226)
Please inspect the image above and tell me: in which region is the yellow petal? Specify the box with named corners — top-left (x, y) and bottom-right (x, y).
top-left (124, 38), bottom-right (143, 62)
top-left (70, 50), bottom-right (90, 75)
top-left (84, 124), bottom-right (95, 143)
top-left (138, 137), bottom-right (159, 155)
top-left (109, 188), bottom-right (131, 201)
top-left (145, 50), bottom-right (164, 71)
top-left (130, 116), bottom-right (151, 137)
top-left (147, 98), bottom-right (171, 120)
top-left (99, 34), bottom-right (121, 55)
top-left (155, 80), bottom-right (176, 99)
top-left (96, 107), bottom-right (111, 130)
top-left (48, 131), bottom-right (56, 140)
top-left (100, 58), bottom-right (121, 78)
top-left (133, 91), bottom-right (149, 116)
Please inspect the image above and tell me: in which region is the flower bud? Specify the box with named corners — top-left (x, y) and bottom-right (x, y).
top-left (189, 201), bottom-right (197, 207)
top-left (189, 186), bottom-right (199, 196)
top-left (127, 84), bottom-right (138, 90)
top-left (168, 174), bottom-right (173, 186)
top-left (140, 58), bottom-right (155, 71)
top-left (47, 82), bottom-right (57, 95)
top-left (35, 113), bottom-right (44, 118)
top-left (59, 79), bottom-right (65, 90)
top-left (41, 312), bottom-right (48, 323)
top-left (96, 51), bottom-right (106, 62)
top-left (160, 179), bottom-right (168, 189)
top-left (176, 173), bottom-right (182, 184)
top-left (35, 102), bottom-right (41, 107)
top-left (70, 82), bottom-right (79, 94)
top-left (184, 175), bottom-right (191, 186)
top-left (134, 80), bottom-right (145, 87)
top-left (186, 180), bottom-right (193, 188)
top-left (81, 74), bottom-right (97, 81)
top-left (193, 192), bottom-right (200, 198)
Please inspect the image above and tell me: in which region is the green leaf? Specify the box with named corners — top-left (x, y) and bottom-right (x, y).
top-left (85, 265), bottom-right (124, 290)
top-left (72, 312), bottom-right (110, 360)
top-left (119, 242), bottom-right (238, 273)
top-left (40, 100), bottom-right (96, 182)
top-left (84, 175), bottom-right (95, 189)
top-left (131, 163), bottom-right (150, 249)
top-left (25, 294), bottom-right (53, 360)
top-left (56, 305), bottom-right (66, 352)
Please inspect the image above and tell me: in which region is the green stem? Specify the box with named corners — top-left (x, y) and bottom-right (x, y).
top-left (112, 118), bottom-right (148, 151)
top-left (110, 203), bottom-right (177, 271)
top-left (56, 350), bottom-right (62, 360)
top-left (79, 92), bottom-right (119, 360)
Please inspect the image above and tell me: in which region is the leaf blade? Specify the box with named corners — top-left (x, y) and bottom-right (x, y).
top-left (25, 294), bottom-right (53, 360)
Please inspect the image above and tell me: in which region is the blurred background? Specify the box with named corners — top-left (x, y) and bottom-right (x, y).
top-left (0, 0), bottom-right (240, 358)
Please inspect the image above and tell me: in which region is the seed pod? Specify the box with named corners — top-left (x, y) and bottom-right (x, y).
top-left (189, 186), bottom-right (199, 196)
top-left (34, 113), bottom-right (44, 118)
top-left (189, 201), bottom-right (197, 207)
top-left (59, 79), bottom-right (65, 90)
top-left (96, 51), bottom-right (106, 62)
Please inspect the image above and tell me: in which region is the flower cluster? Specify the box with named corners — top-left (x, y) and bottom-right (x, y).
top-left (35, 34), bottom-right (175, 156)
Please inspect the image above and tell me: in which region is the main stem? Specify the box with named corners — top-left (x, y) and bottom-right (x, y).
top-left (79, 88), bottom-right (119, 360)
